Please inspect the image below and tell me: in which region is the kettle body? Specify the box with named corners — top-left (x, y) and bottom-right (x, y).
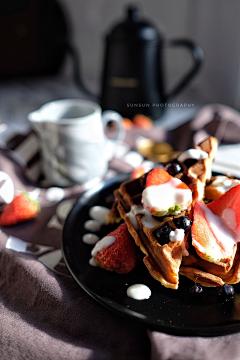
top-left (101, 5), bottom-right (204, 120)
top-left (102, 34), bottom-right (165, 119)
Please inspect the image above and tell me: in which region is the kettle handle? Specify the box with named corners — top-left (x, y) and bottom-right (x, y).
top-left (164, 39), bottom-right (204, 102)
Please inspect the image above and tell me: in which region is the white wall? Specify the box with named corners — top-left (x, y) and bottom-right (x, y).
top-left (59, 0), bottom-right (240, 109)
top-left (188, 0), bottom-right (240, 108)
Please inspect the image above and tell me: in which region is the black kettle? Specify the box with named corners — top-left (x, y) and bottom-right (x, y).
top-left (100, 5), bottom-right (204, 120)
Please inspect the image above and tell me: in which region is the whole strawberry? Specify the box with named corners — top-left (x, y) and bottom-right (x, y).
top-left (92, 223), bottom-right (137, 274)
top-left (0, 192), bottom-right (40, 226)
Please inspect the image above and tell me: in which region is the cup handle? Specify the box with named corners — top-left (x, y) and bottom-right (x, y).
top-left (102, 110), bottom-right (125, 160)
top-left (164, 38), bottom-right (204, 102)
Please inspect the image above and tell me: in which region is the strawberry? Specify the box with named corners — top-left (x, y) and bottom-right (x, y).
top-left (132, 114), bottom-right (153, 129)
top-left (191, 185), bottom-right (240, 262)
top-left (93, 223), bottom-right (137, 274)
top-left (131, 166), bottom-right (147, 179)
top-left (146, 168), bottom-right (189, 190)
top-left (146, 168), bottom-right (172, 187)
top-left (143, 168), bottom-right (192, 216)
top-left (208, 184), bottom-right (240, 240)
top-left (192, 201), bottom-right (231, 262)
top-left (0, 192), bottom-right (40, 226)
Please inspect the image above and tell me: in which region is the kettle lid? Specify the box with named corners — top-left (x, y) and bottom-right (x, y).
top-left (107, 4), bottom-right (162, 43)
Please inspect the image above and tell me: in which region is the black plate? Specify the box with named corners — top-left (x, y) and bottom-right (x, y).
top-left (62, 174), bottom-right (240, 336)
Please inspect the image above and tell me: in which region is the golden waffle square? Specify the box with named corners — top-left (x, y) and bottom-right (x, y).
top-left (115, 177), bottom-right (191, 289)
top-left (180, 244), bottom-right (240, 287)
top-left (168, 136), bottom-right (218, 202)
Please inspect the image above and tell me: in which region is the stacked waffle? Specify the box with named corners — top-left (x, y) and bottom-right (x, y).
top-left (112, 136), bottom-right (240, 289)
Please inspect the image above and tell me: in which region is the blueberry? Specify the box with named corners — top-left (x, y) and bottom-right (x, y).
top-left (173, 216), bottom-right (192, 232)
top-left (217, 284), bottom-right (235, 300)
top-left (154, 224), bottom-right (172, 245)
top-left (165, 160), bottom-right (183, 176)
top-left (189, 283), bottom-right (203, 296)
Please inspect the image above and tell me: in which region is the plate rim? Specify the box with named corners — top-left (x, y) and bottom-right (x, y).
top-left (62, 173), bottom-right (240, 337)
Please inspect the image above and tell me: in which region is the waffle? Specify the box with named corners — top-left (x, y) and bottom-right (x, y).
top-left (114, 176), bottom-right (191, 289)
top-left (168, 136), bottom-right (218, 202)
top-left (179, 243), bottom-right (240, 287)
top-left (205, 175), bottom-right (240, 200)
top-left (180, 245), bottom-right (240, 287)
top-left (113, 137), bottom-right (218, 289)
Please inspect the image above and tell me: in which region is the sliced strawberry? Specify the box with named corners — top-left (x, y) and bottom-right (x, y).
top-left (176, 182), bottom-right (190, 190)
top-left (208, 184), bottom-right (240, 239)
top-left (146, 169), bottom-right (172, 188)
top-left (0, 192), bottom-right (40, 226)
top-left (131, 166), bottom-right (146, 179)
top-left (192, 201), bottom-right (235, 262)
top-left (93, 223), bottom-right (137, 274)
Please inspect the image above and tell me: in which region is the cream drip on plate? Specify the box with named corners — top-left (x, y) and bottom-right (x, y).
top-left (82, 206), bottom-right (109, 246)
top-left (84, 220), bottom-right (101, 232)
top-left (142, 178), bottom-right (192, 216)
top-left (82, 233), bottom-right (100, 245)
top-left (89, 206), bottom-right (110, 224)
top-left (126, 284), bottom-right (151, 300)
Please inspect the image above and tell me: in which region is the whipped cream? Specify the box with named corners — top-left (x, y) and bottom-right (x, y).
top-left (178, 149), bottom-right (208, 163)
top-left (192, 202), bottom-right (236, 260)
top-left (89, 206), bottom-right (110, 224)
top-left (169, 229), bottom-right (185, 242)
top-left (126, 284), bottom-right (151, 300)
top-left (45, 187), bottom-right (65, 202)
top-left (169, 229), bottom-right (189, 256)
top-left (126, 204), bottom-right (161, 230)
top-left (142, 178), bottom-right (192, 216)
top-left (91, 236), bottom-right (116, 257)
top-left (221, 208), bottom-right (237, 233)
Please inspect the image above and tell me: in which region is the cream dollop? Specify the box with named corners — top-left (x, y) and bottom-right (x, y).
top-left (89, 206), bottom-right (110, 224)
top-left (142, 178), bottom-right (192, 216)
top-left (82, 233), bottom-right (100, 245)
top-left (126, 284), bottom-right (151, 300)
top-left (169, 229), bottom-right (189, 256)
top-left (178, 148), bottom-right (208, 163)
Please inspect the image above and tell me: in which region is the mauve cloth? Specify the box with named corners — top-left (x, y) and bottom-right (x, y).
top-left (0, 149), bottom-right (151, 360)
top-left (2, 109), bottom-right (240, 360)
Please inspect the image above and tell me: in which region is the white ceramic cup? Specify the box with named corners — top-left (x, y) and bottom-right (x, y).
top-left (28, 99), bottom-right (124, 186)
